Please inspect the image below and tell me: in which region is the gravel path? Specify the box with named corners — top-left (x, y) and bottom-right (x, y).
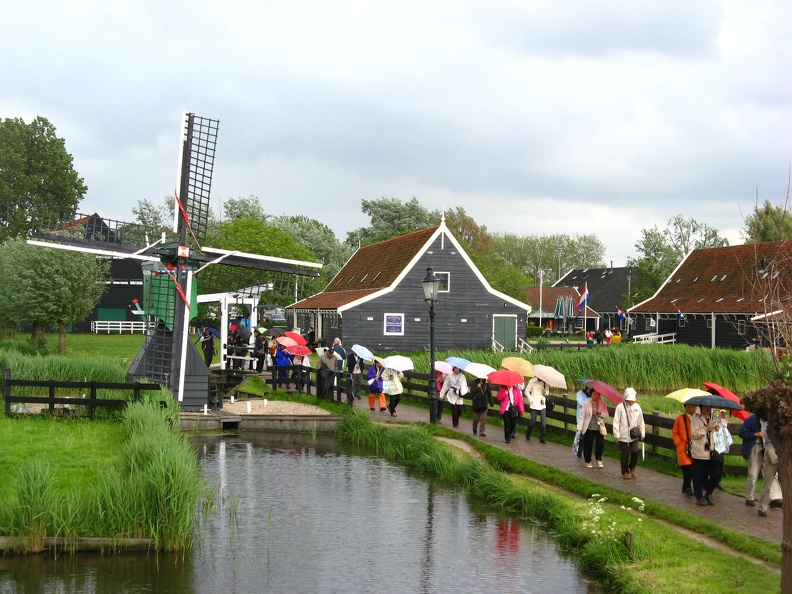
top-left (222, 399), bottom-right (330, 415)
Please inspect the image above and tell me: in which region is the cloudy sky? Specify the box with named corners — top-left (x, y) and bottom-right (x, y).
top-left (2, 1), bottom-right (790, 266)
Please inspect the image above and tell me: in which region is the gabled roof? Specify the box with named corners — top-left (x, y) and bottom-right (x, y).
top-left (630, 241), bottom-right (792, 315)
top-left (289, 221), bottom-right (531, 313)
top-left (555, 266), bottom-right (635, 312)
top-left (523, 286), bottom-right (596, 318)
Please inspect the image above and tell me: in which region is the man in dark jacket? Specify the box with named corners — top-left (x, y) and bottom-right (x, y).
top-left (347, 350), bottom-right (364, 402)
top-left (740, 414), bottom-right (765, 506)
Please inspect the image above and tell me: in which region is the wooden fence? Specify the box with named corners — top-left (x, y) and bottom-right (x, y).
top-left (3, 368), bottom-right (163, 418)
top-left (268, 364), bottom-right (748, 476)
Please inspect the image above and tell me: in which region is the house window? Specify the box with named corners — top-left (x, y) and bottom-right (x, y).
top-left (436, 272), bottom-right (450, 293)
top-left (574, 318), bottom-right (583, 329)
top-left (738, 320), bottom-right (746, 335)
top-left (383, 313), bottom-right (404, 336)
top-left (678, 316), bottom-right (686, 327)
top-left (645, 318), bottom-right (653, 331)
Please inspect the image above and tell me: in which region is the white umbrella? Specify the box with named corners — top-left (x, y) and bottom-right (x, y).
top-left (532, 364), bottom-right (567, 390)
top-left (351, 344), bottom-right (374, 361)
top-left (464, 362), bottom-right (497, 379)
top-left (383, 355), bottom-right (414, 372)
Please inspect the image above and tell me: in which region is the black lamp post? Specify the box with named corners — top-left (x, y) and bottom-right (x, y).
top-left (422, 266), bottom-right (441, 424)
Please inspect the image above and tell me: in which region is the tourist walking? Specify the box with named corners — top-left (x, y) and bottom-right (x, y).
top-left (382, 367), bottom-right (404, 417)
top-left (470, 378), bottom-right (493, 437)
top-left (612, 388), bottom-right (645, 479)
top-left (367, 359), bottom-right (387, 412)
top-left (756, 419), bottom-right (780, 517)
top-left (318, 348), bottom-right (337, 400)
top-left (498, 384), bottom-right (524, 444)
top-left (740, 413), bottom-right (783, 508)
top-left (524, 377), bottom-right (549, 443)
top-left (199, 328), bottom-right (215, 367)
top-left (440, 367), bottom-right (468, 428)
top-left (435, 371), bottom-right (446, 424)
top-left (673, 403), bottom-right (696, 496)
top-left (347, 350), bottom-right (365, 401)
top-left (577, 390), bottom-right (609, 468)
top-left (690, 405), bottom-right (721, 506)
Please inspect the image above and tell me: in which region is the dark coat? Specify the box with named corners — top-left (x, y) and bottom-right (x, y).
top-left (739, 414), bottom-right (762, 460)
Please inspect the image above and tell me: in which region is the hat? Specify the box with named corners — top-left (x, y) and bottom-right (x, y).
top-left (624, 387), bottom-right (637, 401)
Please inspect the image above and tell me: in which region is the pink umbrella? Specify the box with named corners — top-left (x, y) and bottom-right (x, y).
top-left (434, 361), bottom-right (454, 375)
top-left (275, 336), bottom-right (298, 348)
top-left (284, 331), bottom-right (307, 346)
top-left (586, 380), bottom-right (624, 405)
top-left (702, 382), bottom-right (750, 421)
top-left (286, 345), bottom-right (311, 356)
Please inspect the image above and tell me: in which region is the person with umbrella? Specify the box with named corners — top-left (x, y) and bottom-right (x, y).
top-left (497, 380), bottom-right (524, 444)
top-left (612, 388), bottom-right (645, 480)
top-left (199, 327), bottom-right (215, 367)
top-left (470, 377), bottom-right (493, 437)
top-left (672, 403), bottom-right (696, 496)
top-left (439, 366), bottom-right (468, 428)
top-left (319, 348), bottom-right (338, 401)
top-left (382, 365), bottom-right (404, 417)
top-left (253, 327), bottom-right (266, 372)
top-left (577, 389), bottom-right (609, 468)
top-left (524, 377), bottom-right (549, 443)
top-left (367, 358), bottom-right (386, 412)
top-left (275, 343), bottom-right (292, 389)
top-left (690, 404), bottom-right (721, 506)
top-left (347, 349), bottom-right (366, 402)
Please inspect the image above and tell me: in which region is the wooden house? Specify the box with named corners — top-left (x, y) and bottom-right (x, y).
top-left (287, 219), bottom-right (532, 352)
top-left (555, 266), bottom-right (636, 333)
top-left (523, 286), bottom-right (584, 333)
top-left (628, 241), bottom-right (792, 348)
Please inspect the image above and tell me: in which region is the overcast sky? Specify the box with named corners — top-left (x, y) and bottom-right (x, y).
top-left (2, 1), bottom-right (790, 266)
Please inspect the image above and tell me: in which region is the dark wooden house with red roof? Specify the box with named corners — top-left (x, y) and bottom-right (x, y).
top-left (628, 241), bottom-right (792, 348)
top-left (288, 219), bottom-right (532, 352)
top-left (523, 286), bottom-right (588, 332)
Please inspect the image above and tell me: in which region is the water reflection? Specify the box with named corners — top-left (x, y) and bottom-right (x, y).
top-left (0, 433), bottom-right (601, 593)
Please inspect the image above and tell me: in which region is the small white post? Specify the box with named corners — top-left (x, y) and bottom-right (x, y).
top-left (203, 404), bottom-right (208, 415)
top-left (263, 399), bottom-right (268, 407)
top-left (247, 401), bottom-right (252, 413)
top-left (230, 394), bottom-right (235, 404)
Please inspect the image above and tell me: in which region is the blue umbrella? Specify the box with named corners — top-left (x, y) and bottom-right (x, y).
top-left (445, 356), bottom-right (472, 370)
top-left (206, 327), bottom-right (221, 339)
top-left (351, 344), bottom-right (374, 361)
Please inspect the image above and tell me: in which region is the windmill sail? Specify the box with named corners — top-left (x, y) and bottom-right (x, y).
top-left (27, 112), bottom-right (322, 411)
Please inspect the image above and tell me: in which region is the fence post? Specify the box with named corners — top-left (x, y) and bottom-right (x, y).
top-left (49, 379), bottom-right (56, 414)
top-left (563, 393), bottom-right (569, 431)
top-left (4, 367), bottom-right (10, 415)
top-left (89, 382), bottom-right (98, 419)
top-left (652, 410), bottom-right (660, 454)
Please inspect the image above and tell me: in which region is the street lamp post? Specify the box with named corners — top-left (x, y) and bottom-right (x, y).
top-left (422, 266), bottom-right (441, 424)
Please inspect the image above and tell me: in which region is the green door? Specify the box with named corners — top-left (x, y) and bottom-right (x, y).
top-left (494, 315), bottom-right (517, 350)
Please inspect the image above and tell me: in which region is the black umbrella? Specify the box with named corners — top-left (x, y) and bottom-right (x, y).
top-left (685, 395), bottom-right (745, 411)
top-left (264, 327), bottom-right (285, 337)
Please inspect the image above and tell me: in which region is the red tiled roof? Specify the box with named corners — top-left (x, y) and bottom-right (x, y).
top-left (524, 286), bottom-right (580, 308)
top-left (630, 241), bottom-right (792, 315)
top-left (288, 226), bottom-right (438, 310)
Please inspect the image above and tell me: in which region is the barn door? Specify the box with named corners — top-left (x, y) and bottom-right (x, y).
top-left (493, 315), bottom-right (517, 350)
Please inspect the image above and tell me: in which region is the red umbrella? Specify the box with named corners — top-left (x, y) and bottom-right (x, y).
top-left (487, 369), bottom-right (524, 387)
top-left (284, 331), bottom-right (307, 345)
top-left (586, 380), bottom-right (624, 405)
top-left (275, 336), bottom-right (298, 348)
top-left (286, 344), bottom-right (311, 356)
top-left (702, 382), bottom-right (750, 421)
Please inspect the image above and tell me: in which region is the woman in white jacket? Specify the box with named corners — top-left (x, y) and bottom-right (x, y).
top-left (524, 377), bottom-right (548, 443)
top-left (439, 367), bottom-right (468, 428)
top-left (612, 387), bottom-right (645, 479)
top-left (382, 367), bottom-right (404, 417)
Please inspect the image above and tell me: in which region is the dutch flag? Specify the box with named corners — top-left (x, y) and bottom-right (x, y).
top-left (617, 307), bottom-right (626, 321)
top-left (675, 305), bottom-right (686, 321)
top-left (577, 282), bottom-right (589, 311)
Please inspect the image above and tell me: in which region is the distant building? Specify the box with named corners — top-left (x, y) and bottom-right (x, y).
top-left (555, 266), bottom-right (637, 333)
top-left (288, 219), bottom-right (532, 352)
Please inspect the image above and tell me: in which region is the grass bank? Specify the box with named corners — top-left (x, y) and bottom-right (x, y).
top-left (0, 399), bottom-right (207, 552)
top-left (335, 409), bottom-right (780, 593)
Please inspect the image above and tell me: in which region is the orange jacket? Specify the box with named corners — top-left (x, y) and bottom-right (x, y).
top-left (672, 413), bottom-right (693, 466)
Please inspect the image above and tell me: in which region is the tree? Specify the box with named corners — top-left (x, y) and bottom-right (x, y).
top-left (271, 214), bottom-right (353, 284)
top-left (628, 215), bottom-right (729, 298)
top-left (742, 199), bottom-right (792, 243)
top-left (0, 116), bottom-right (87, 241)
top-left (0, 238), bottom-right (109, 352)
top-left (221, 195), bottom-right (269, 223)
top-left (345, 197), bottom-right (440, 247)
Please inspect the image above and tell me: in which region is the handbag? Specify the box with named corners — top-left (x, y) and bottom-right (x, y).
top-left (710, 450), bottom-right (724, 464)
top-left (629, 426), bottom-right (642, 440)
top-left (685, 440), bottom-right (692, 458)
top-left (546, 396), bottom-right (555, 412)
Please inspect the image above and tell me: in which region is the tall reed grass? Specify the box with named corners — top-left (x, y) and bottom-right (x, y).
top-left (407, 344), bottom-right (774, 393)
top-left (0, 400), bottom-right (206, 553)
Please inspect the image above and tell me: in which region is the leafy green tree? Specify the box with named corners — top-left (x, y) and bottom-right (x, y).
top-left (271, 214), bottom-right (353, 284)
top-left (0, 116), bottom-right (87, 241)
top-left (345, 197), bottom-right (440, 246)
top-left (210, 219), bottom-right (317, 262)
top-left (0, 238), bottom-right (109, 351)
top-left (221, 195), bottom-right (269, 223)
top-left (742, 199), bottom-right (792, 243)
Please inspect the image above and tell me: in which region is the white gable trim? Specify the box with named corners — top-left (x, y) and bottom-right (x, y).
top-left (337, 220), bottom-right (531, 313)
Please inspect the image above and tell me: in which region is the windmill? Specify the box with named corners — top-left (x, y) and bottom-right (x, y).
top-left (27, 112), bottom-right (322, 410)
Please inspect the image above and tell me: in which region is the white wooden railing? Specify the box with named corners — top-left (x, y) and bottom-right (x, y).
top-left (517, 337), bottom-right (533, 354)
top-left (91, 321), bottom-right (149, 334)
top-left (631, 332), bottom-right (676, 344)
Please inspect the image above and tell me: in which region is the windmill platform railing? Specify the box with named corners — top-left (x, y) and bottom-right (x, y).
top-left (631, 332), bottom-right (677, 344)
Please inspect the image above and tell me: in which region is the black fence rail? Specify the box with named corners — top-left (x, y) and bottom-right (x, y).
top-left (3, 368), bottom-right (163, 418)
top-left (267, 364), bottom-right (747, 475)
